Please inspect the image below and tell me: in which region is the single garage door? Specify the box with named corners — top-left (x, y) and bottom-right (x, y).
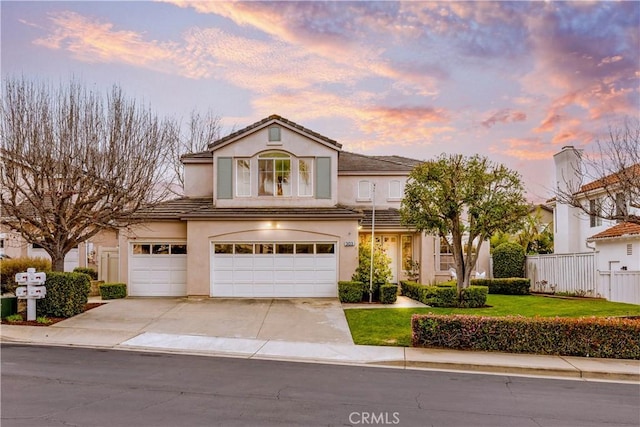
top-left (211, 242), bottom-right (337, 297)
top-left (129, 243), bottom-right (187, 296)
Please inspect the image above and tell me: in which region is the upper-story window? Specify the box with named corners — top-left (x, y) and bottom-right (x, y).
top-left (389, 180), bottom-right (402, 199)
top-left (236, 159), bottom-right (251, 197)
top-left (268, 126), bottom-right (281, 143)
top-left (298, 158), bottom-right (313, 197)
top-left (358, 180), bottom-right (371, 200)
top-left (589, 198), bottom-right (602, 227)
top-left (616, 193), bottom-right (627, 222)
top-left (259, 152), bottom-right (291, 196)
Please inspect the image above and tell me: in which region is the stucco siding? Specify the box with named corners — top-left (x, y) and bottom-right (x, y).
top-left (338, 175), bottom-right (408, 208)
top-left (184, 163), bottom-right (213, 197)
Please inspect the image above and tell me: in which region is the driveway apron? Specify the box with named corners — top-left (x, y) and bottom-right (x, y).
top-left (52, 298), bottom-right (354, 344)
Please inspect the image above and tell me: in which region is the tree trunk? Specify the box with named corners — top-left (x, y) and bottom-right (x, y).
top-left (50, 254), bottom-right (65, 272)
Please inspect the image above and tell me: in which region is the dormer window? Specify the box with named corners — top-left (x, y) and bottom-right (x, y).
top-left (259, 152), bottom-right (290, 196)
top-left (268, 126), bottom-right (281, 143)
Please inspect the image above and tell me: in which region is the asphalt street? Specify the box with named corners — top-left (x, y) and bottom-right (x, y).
top-left (1, 344), bottom-right (639, 427)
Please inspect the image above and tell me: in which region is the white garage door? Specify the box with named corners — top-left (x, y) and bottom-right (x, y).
top-left (211, 242), bottom-right (337, 298)
top-left (129, 243), bottom-right (187, 297)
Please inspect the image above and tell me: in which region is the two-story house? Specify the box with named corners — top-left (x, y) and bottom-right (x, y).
top-left (116, 115), bottom-right (490, 297)
top-left (552, 145), bottom-right (640, 272)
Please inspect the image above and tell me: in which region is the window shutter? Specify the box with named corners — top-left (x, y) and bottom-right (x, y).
top-left (217, 157), bottom-right (233, 199)
top-left (316, 157), bottom-right (331, 199)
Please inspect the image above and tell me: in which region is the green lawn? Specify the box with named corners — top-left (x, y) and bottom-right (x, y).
top-left (344, 294), bottom-right (640, 347)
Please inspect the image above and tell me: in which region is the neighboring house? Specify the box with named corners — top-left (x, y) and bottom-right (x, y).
top-left (551, 145), bottom-right (640, 269)
top-left (0, 223), bottom-right (118, 279)
top-left (118, 115), bottom-right (490, 298)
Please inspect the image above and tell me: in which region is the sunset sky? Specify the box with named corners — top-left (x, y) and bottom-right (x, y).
top-left (2, 1), bottom-right (639, 201)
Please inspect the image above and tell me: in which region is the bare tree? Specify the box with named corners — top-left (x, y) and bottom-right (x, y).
top-left (0, 77), bottom-right (175, 271)
top-left (167, 109), bottom-right (221, 194)
top-left (555, 119), bottom-right (640, 225)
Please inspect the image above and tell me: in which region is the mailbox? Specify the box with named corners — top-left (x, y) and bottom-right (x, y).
top-left (16, 286), bottom-right (28, 298)
top-left (15, 273), bottom-right (28, 283)
top-left (27, 286), bottom-right (46, 299)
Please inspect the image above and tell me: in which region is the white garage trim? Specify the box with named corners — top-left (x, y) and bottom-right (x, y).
top-left (129, 242), bottom-right (187, 297)
top-left (211, 241), bottom-right (337, 298)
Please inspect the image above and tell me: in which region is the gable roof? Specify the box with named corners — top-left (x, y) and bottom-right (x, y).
top-left (588, 221), bottom-right (640, 241)
top-left (578, 164), bottom-right (640, 194)
top-left (338, 151), bottom-right (420, 173)
top-left (208, 115), bottom-right (342, 151)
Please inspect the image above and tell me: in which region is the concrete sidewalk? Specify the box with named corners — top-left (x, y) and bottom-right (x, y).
top-left (1, 297), bottom-right (638, 383)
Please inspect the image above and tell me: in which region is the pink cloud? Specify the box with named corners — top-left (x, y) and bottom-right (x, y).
top-left (490, 138), bottom-right (556, 161)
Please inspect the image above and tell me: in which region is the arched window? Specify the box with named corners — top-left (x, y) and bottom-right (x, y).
top-left (258, 152), bottom-right (291, 196)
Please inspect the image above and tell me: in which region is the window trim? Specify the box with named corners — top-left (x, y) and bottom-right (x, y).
top-left (298, 158), bottom-right (313, 197)
top-left (236, 158), bottom-right (251, 197)
top-left (268, 126), bottom-right (281, 143)
top-left (388, 180), bottom-right (402, 200)
top-left (358, 180), bottom-right (371, 201)
top-left (258, 152), bottom-right (291, 197)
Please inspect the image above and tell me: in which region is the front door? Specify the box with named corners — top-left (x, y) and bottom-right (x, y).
top-left (375, 235), bottom-right (398, 283)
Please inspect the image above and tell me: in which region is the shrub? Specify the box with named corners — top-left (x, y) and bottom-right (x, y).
top-left (37, 272), bottom-right (90, 318)
top-left (338, 281), bottom-right (364, 303)
top-left (0, 257), bottom-right (51, 294)
top-left (73, 267), bottom-right (98, 281)
top-left (352, 239), bottom-right (392, 301)
top-left (412, 314), bottom-right (640, 359)
top-left (471, 278), bottom-right (530, 295)
top-left (380, 284), bottom-right (398, 304)
top-left (99, 282), bottom-right (127, 300)
top-left (5, 313), bottom-right (23, 323)
top-left (399, 281), bottom-right (458, 307)
top-left (457, 286), bottom-right (488, 308)
top-left (493, 242), bottom-right (525, 278)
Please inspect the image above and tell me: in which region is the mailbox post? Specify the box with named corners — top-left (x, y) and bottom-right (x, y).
top-left (15, 268), bottom-right (47, 321)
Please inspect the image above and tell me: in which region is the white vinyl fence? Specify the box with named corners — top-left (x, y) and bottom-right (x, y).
top-left (526, 252), bottom-right (640, 305)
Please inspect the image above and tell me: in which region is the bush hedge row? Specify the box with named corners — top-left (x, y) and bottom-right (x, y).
top-left (411, 314), bottom-right (640, 359)
top-left (471, 278), bottom-right (530, 295)
top-left (73, 267), bottom-right (98, 281)
top-left (400, 281), bottom-right (487, 308)
top-left (99, 282), bottom-right (127, 300)
top-left (338, 281), bottom-right (364, 303)
top-left (0, 258), bottom-right (52, 294)
top-left (380, 284), bottom-right (398, 304)
top-left (37, 272), bottom-right (90, 318)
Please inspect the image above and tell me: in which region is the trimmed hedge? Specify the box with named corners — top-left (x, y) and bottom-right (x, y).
top-left (37, 272), bottom-right (90, 318)
top-left (471, 278), bottom-right (530, 295)
top-left (73, 267), bottom-right (98, 281)
top-left (412, 314), bottom-right (640, 359)
top-left (338, 281), bottom-right (364, 303)
top-left (0, 257), bottom-right (52, 294)
top-left (380, 284), bottom-right (398, 304)
top-left (458, 286), bottom-right (488, 308)
top-left (493, 242), bottom-right (525, 278)
top-left (400, 281), bottom-right (485, 307)
top-left (99, 282), bottom-right (127, 300)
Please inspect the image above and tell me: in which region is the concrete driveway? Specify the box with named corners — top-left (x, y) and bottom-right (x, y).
top-left (53, 298), bottom-right (354, 344)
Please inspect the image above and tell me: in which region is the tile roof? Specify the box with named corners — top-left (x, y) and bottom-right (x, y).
top-left (181, 151), bottom-right (212, 160)
top-left (338, 151), bottom-right (420, 172)
top-left (578, 164), bottom-right (640, 193)
top-left (588, 221), bottom-right (640, 240)
top-left (136, 197), bottom-right (363, 220)
top-left (359, 208), bottom-right (413, 229)
top-left (209, 115), bottom-right (341, 150)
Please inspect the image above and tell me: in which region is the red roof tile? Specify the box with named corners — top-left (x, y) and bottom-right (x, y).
top-left (579, 164), bottom-right (640, 193)
top-left (588, 222), bottom-right (640, 240)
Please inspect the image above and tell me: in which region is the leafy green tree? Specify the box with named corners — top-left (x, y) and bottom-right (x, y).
top-left (490, 207), bottom-right (554, 255)
top-left (352, 237), bottom-right (392, 301)
top-left (400, 154), bottom-right (529, 295)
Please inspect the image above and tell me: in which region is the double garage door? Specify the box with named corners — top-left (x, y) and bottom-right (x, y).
top-left (211, 242), bottom-right (337, 298)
